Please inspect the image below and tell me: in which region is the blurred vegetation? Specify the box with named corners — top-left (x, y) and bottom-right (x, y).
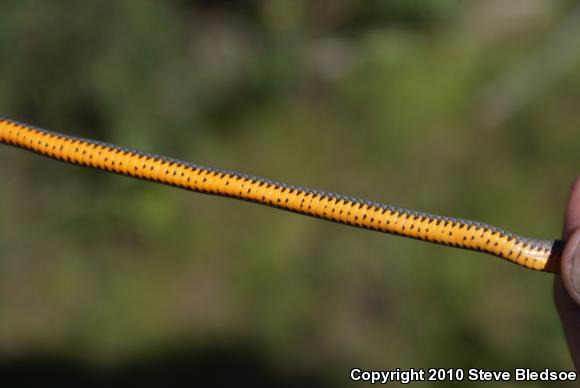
top-left (1, 0), bottom-right (580, 386)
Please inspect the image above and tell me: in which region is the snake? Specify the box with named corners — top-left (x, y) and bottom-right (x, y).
top-left (0, 118), bottom-right (564, 273)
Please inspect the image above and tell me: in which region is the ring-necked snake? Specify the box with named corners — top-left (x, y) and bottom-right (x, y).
top-left (0, 118), bottom-right (564, 272)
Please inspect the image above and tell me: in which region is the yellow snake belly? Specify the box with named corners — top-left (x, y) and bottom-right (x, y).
top-left (0, 118), bottom-right (563, 272)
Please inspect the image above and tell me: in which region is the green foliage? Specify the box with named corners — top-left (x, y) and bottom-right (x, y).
top-left (0, 1), bottom-right (578, 385)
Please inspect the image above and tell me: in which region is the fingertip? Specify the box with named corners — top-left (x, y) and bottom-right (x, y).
top-left (564, 177), bottom-right (580, 239)
top-left (572, 176), bottom-right (580, 192)
top-left (560, 228), bottom-right (580, 306)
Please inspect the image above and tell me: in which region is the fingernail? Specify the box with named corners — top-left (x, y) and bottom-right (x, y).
top-left (570, 242), bottom-right (580, 296)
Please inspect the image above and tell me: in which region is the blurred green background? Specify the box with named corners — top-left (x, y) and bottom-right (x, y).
top-left (1, 0), bottom-right (579, 386)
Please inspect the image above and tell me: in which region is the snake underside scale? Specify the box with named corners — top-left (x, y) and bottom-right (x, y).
top-left (0, 118), bottom-right (563, 272)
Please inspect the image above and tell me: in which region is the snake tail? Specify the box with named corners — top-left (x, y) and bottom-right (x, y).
top-left (0, 118), bottom-right (563, 272)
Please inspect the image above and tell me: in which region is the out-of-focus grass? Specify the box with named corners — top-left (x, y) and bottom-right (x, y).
top-left (0, 1), bottom-right (579, 386)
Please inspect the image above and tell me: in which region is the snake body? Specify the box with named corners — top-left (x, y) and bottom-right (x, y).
top-left (0, 118), bottom-right (563, 272)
